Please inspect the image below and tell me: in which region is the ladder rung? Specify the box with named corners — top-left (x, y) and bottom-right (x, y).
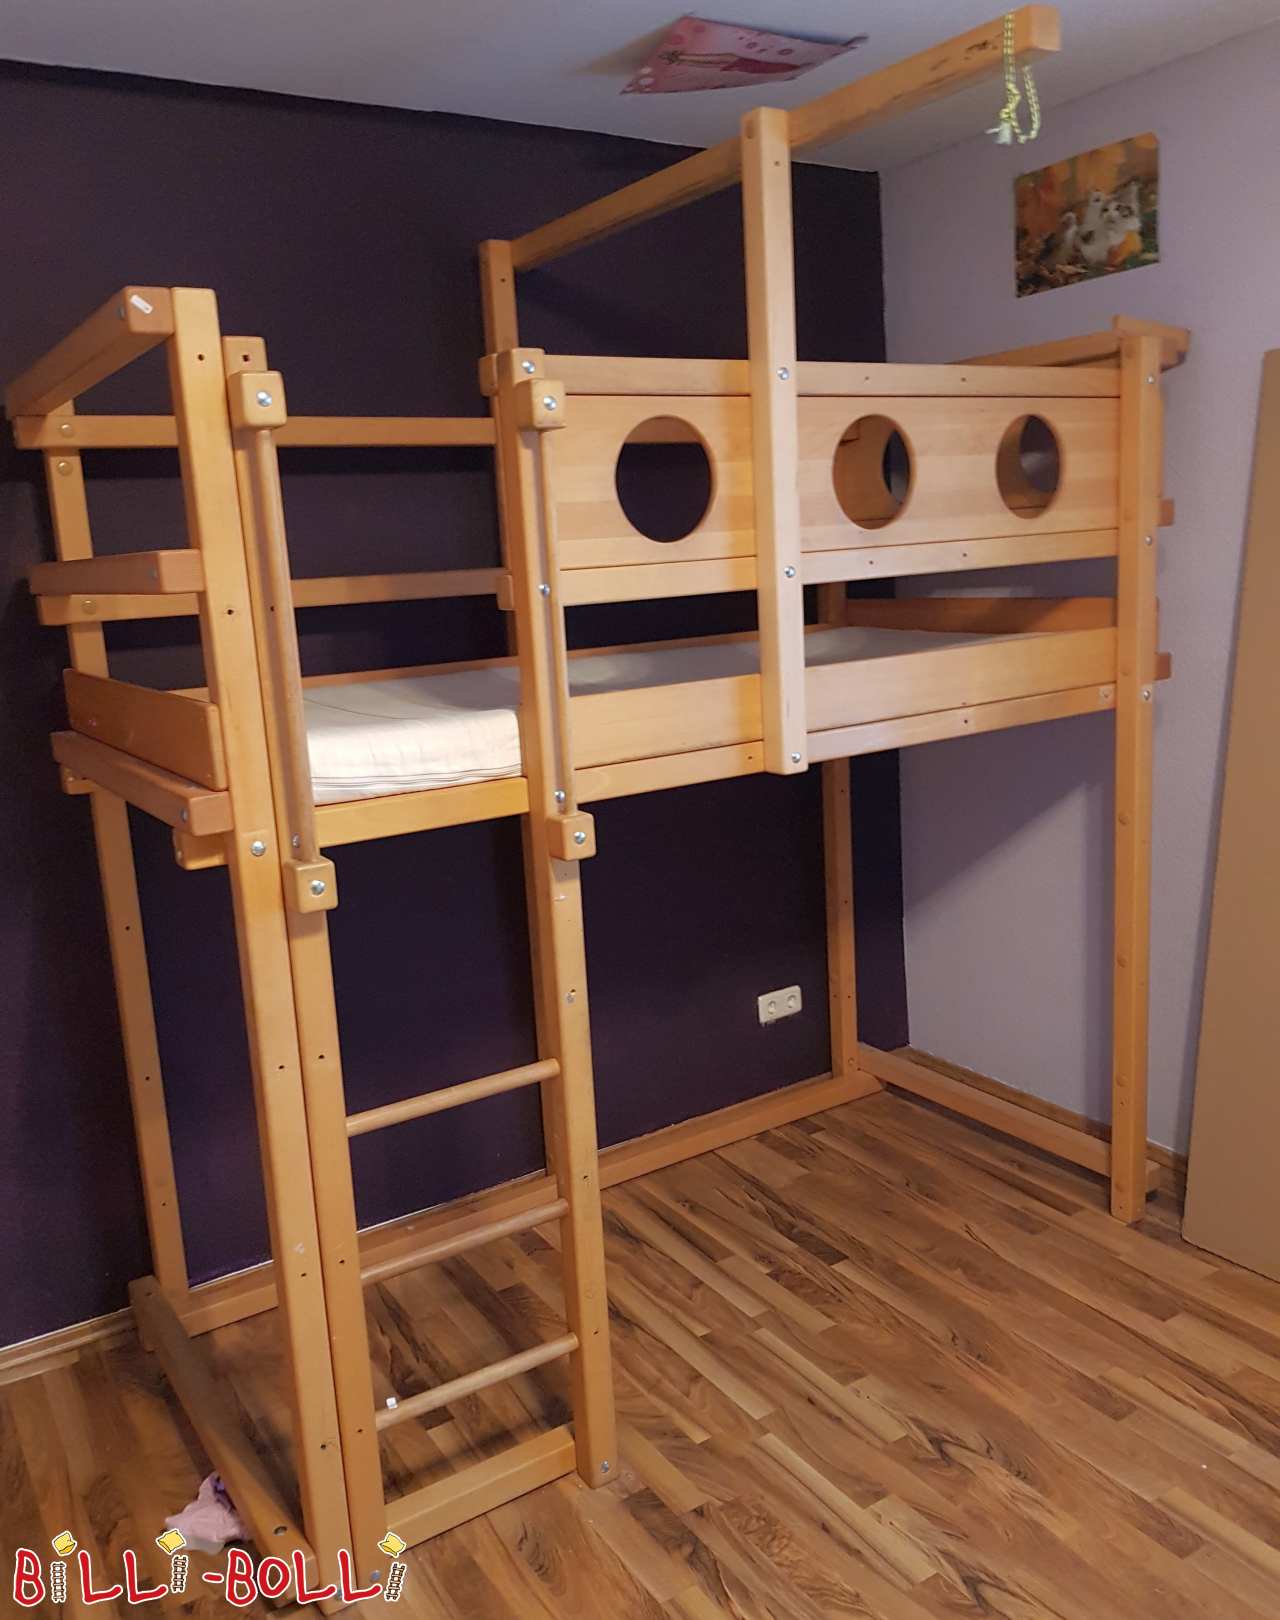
top-left (360, 1197), bottom-right (569, 1288)
top-left (376, 1334), bottom-right (578, 1432)
top-left (345, 1058), bottom-right (558, 1137)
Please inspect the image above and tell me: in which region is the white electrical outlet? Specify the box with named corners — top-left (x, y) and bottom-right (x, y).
top-left (758, 984), bottom-right (803, 1026)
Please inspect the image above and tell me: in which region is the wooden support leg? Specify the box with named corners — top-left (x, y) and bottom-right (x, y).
top-left (1111, 335), bottom-right (1162, 1223)
top-left (822, 758), bottom-right (878, 1099)
top-left (165, 289), bottom-right (352, 1579)
top-left (41, 421), bottom-right (189, 1301)
top-left (223, 339), bottom-right (387, 1582)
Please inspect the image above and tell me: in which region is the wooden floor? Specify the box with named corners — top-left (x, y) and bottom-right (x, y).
top-left (6, 1089), bottom-right (1280, 1619)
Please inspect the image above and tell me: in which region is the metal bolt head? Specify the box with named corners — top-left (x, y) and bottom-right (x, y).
top-left (291, 834), bottom-right (301, 849)
top-left (539, 582), bottom-right (551, 598)
top-left (310, 879), bottom-right (327, 897)
top-left (56, 459), bottom-right (71, 476)
top-left (81, 599), bottom-right (96, 613)
top-left (541, 395), bottom-right (558, 411)
top-left (790, 751), bottom-right (802, 764)
top-left (1144, 534), bottom-right (1153, 546)
top-left (250, 838), bottom-right (267, 857)
top-left (1141, 687), bottom-right (1152, 702)
top-left (256, 389), bottom-right (273, 408)
top-left (600, 1460), bottom-right (611, 1474)
top-left (784, 565), bottom-right (796, 579)
top-left (180, 809), bottom-right (189, 823)
top-left (573, 830), bottom-right (587, 846)
top-left (116, 305), bottom-right (126, 320)
top-left (565, 990), bottom-right (577, 1004)
top-left (1147, 374), bottom-right (1156, 384)
top-left (554, 789), bottom-right (566, 804)
top-left (521, 359), bottom-right (536, 374)
top-left (776, 366), bottom-right (791, 381)
top-left (59, 421), bottom-right (73, 437)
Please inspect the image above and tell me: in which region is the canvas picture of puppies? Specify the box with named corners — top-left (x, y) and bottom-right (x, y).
top-left (1015, 134), bottom-right (1159, 298)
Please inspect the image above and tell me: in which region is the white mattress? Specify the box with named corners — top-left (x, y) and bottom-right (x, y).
top-left (304, 626), bottom-right (993, 804)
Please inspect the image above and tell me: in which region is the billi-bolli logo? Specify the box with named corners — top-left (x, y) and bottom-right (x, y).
top-left (13, 1529), bottom-right (408, 1606)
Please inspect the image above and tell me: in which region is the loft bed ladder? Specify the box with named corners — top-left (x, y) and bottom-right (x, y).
top-left (6, 288), bottom-right (616, 1590)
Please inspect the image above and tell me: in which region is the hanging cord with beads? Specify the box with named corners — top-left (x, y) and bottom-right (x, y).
top-left (988, 11), bottom-right (1041, 145)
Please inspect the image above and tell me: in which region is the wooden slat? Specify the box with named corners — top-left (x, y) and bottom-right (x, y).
top-left (5, 286), bottom-right (173, 416)
top-left (576, 743), bottom-right (763, 802)
top-left (29, 549), bottom-right (204, 597)
top-left (359, 1197), bottom-right (569, 1289)
top-left (129, 1278), bottom-right (319, 1583)
top-left (743, 106), bottom-right (806, 775)
top-left (346, 1059), bottom-right (558, 1137)
top-left (551, 355), bottom-right (749, 396)
top-left (51, 731), bottom-right (232, 836)
top-left (800, 360), bottom-right (1118, 398)
top-left (291, 569), bottom-right (502, 607)
top-left (962, 318), bottom-right (1188, 374)
top-left (511, 8), bottom-right (1059, 269)
top-left (841, 596), bottom-right (1118, 634)
top-left (64, 670), bottom-right (227, 789)
top-left (386, 1427), bottom-right (576, 1547)
top-left (315, 776), bottom-right (529, 844)
top-left (37, 568), bottom-right (504, 624)
top-left (559, 557), bottom-right (755, 606)
top-left (13, 412), bottom-right (495, 449)
top-left (802, 529), bottom-right (1119, 584)
top-left (376, 1335), bottom-right (578, 1431)
top-left (1110, 335), bottom-right (1163, 1223)
top-left (807, 682), bottom-right (1118, 761)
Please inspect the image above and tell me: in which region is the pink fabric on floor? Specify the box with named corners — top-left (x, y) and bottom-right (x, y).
top-left (165, 1474), bottom-right (250, 1555)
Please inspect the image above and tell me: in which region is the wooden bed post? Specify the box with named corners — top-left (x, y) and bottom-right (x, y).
top-left (39, 406), bottom-right (190, 1303)
top-left (487, 346), bottom-right (617, 1489)
top-left (1110, 334), bottom-right (1162, 1221)
top-left (221, 336), bottom-right (388, 1581)
top-left (742, 107), bottom-right (807, 776)
top-left (165, 290), bottom-right (353, 1578)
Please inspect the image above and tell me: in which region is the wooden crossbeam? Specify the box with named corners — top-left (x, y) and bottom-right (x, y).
top-left (386, 1426), bottom-right (576, 1547)
top-left (12, 413), bottom-right (495, 449)
top-left (64, 670), bottom-right (227, 789)
top-left (5, 287), bottom-right (173, 417)
top-left (29, 549), bottom-right (204, 597)
top-left (510, 8), bottom-right (1060, 269)
top-left (51, 730), bottom-right (233, 836)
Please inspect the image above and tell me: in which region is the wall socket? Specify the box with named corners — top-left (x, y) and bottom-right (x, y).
top-left (757, 984), bottom-right (803, 1026)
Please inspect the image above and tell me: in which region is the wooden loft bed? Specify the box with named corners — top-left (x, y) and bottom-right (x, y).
top-left (6, 3), bottom-right (1187, 1600)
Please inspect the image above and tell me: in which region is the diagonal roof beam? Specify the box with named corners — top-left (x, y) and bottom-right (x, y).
top-left (509, 6), bottom-right (1060, 272)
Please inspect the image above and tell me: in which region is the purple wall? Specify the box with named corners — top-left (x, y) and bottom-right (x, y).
top-left (0, 60), bottom-right (905, 1347)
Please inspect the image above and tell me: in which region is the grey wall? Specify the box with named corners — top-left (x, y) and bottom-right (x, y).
top-left (1, 61), bottom-right (904, 1347)
top-left (881, 23), bottom-right (1280, 1150)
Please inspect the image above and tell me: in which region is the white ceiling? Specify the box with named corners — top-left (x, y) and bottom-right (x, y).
top-left (5, 0), bottom-right (1280, 169)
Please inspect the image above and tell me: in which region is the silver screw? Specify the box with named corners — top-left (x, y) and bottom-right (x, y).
top-left (573, 830), bottom-right (587, 846)
top-left (310, 879), bottom-right (327, 897)
top-left (256, 389), bottom-right (273, 407)
top-left (521, 359), bottom-right (536, 374)
top-left (565, 990), bottom-right (576, 1004)
top-left (250, 839), bottom-right (267, 857)
top-left (59, 421), bottom-right (73, 437)
top-left (784, 566), bottom-right (796, 579)
top-left (116, 305), bottom-right (126, 319)
top-left (385, 1396), bottom-right (398, 1410)
top-left (790, 752), bottom-right (802, 764)
top-left (180, 809), bottom-right (189, 823)
top-left (1144, 534), bottom-right (1153, 546)
top-left (542, 395), bottom-right (558, 411)
top-left (539, 582), bottom-right (551, 597)
top-left (1147, 374), bottom-right (1156, 384)
top-left (81, 599), bottom-right (96, 613)
top-left (600, 1461), bottom-right (611, 1474)
top-left (56, 460), bottom-right (71, 476)
top-left (554, 789), bottom-right (566, 804)
top-left (1141, 688), bottom-right (1152, 702)
top-left (291, 834), bottom-right (301, 849)
top-left (776, 366), bottom-right (791, 381)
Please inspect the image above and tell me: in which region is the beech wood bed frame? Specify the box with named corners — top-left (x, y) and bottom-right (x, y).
top-left (7, 4), bottom-right (1187, 1599)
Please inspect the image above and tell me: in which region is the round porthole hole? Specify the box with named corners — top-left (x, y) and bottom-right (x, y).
top-left (833, 415), bottom-right (912, 530)
top-left (997, 413), bottom-right (1061, 519)
top-left (614, 416), bottom-right (713, 542)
